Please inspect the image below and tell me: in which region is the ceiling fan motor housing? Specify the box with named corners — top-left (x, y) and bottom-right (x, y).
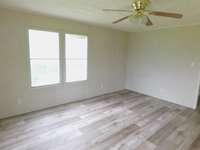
top-left (132, 0), bottom-right (149, 11)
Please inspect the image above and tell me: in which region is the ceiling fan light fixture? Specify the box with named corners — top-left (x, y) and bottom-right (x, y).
top-left (129, 16), bottom-right (137, 23)
top-left (129, 15), bottom-right (143, 25)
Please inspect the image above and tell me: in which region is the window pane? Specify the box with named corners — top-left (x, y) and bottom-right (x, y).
top-left (65, 34), bottom-right (87, 59)
top-left (29, 29), bottom-right (60, 87)
top-left (29, 30), bottom-right (59, 59)
top-left (30, 60), bottom-right (60, 87)
top-left (65, 33), bottom-right (88, 83)
top-left (66, 60), bottom-right (87, 82)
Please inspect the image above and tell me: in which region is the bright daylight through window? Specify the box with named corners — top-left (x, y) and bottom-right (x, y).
top-left (28, 29), bottom-right (60, 87)
top-left (28, 30), bottom-right (88, 87)
top-left (65, 34), bottom-right (88, 82)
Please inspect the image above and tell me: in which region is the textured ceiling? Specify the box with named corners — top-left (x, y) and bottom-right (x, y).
top-left (0, 0), bottom-right (199, 32)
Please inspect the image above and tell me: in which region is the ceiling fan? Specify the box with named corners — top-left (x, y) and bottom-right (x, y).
top-left (103, 0), bottom-right (183, 26)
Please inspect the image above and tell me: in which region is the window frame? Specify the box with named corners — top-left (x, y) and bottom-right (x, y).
top-left (64, 33), bottom-right (88, 83)
top-left (27, 28), bottom-right (62, 88)
top-left (26, 27), bottom-right (89, 88)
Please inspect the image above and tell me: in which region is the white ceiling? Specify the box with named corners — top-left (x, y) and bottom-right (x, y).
top-left (0, 0), bottom-right (199, 32)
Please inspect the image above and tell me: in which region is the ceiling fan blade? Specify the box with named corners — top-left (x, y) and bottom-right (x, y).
top-left (144, 16), bottom-right (153, 26)
top-left (112, 15), bottom-right (132, 24)
top-left (103, 9), bottom-right (132, 12)
top-left (148, 11), bottom-right (183, 19)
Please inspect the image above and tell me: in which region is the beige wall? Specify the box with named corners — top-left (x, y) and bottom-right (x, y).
top-left (126, 26), bottom-right (200, 109)
top-left (1, 8), bottom-right (200, 119)
top-left (0, 9), bottom-right (128, 119)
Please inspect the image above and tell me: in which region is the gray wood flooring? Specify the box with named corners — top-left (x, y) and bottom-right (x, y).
top-left (0, 90), bottom-right (200, 150)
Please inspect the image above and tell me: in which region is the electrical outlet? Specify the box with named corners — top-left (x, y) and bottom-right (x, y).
top-left (100, 84), bottom-right (104, 89)
top-left (160, 88), bottom-right (165, 93)
top-left (191, 62), bottom-right (195, 67)
top-left (17, 98), bottom-right (22, 105)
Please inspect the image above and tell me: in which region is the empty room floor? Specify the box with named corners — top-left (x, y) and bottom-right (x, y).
top-left (0, 90), bottom-right (200, 150)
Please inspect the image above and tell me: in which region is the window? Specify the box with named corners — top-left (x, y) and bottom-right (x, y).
top-left (28, 30), bottom-right (88, 87)
top-left (28, 29), bottom-right (60, 87)
top-left (65, 34), bottom-right (88, 82)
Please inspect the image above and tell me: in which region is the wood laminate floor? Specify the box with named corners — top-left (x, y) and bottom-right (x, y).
top-left (0, 90), bottom-right (200, 150)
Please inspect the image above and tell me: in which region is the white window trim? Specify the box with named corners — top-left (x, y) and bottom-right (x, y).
top-left (64, 33), bottom-right (88, 83)
top-left (26, 27), bottom-right (89, 88)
